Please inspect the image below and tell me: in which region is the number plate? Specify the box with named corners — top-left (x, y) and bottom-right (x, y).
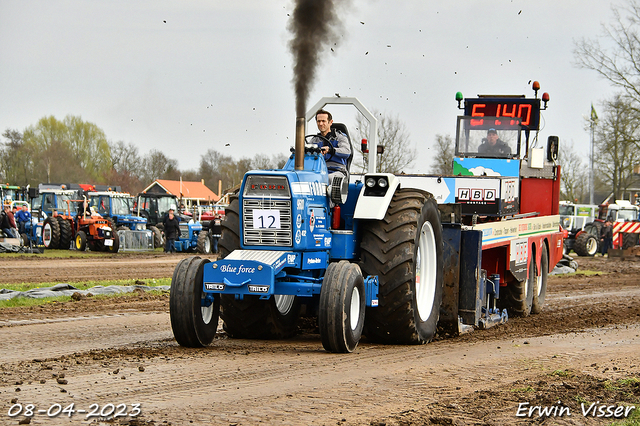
top-left (253, 209), bottom-right (281, 229)
top-left (104, 239), bottom-right (113, 246)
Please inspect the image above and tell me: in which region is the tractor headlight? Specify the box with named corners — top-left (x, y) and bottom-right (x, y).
top-left (363, 175), bottom-right (390, 197)
top-left (365, 177), bottom-right (376, 188)
top-left (377, 178), bottom-right (388, 188)
top-left (136, 223), bottom-right (144, 230)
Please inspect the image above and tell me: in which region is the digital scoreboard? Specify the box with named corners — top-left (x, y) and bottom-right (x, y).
top-left (464, 98), bottom-right (541, 131)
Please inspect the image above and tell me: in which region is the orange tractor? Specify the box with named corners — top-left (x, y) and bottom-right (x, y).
top-left (58, 199), bottom-right (120, 253)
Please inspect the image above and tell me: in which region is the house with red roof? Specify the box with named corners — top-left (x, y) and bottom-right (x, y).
top-left (141, 179), bottom-right (220, 208)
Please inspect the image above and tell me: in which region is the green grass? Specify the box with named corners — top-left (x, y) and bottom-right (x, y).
top-left (0, 248), bottom-right (164, 259)
top-left (0, 289), bottom-right (169, 309)
top-left (610, 405), bottom-right (640, 426)
top-left (550, 369), bottom-right (575, 378)
top-left (1, 277), bottom-right (171, 292)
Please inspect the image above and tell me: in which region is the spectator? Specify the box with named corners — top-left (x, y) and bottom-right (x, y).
top-left (600, 220), bottom-right (613, 256)
top-left (1, 205), bottom-right (19, 238)
top-left (210, 215), bottom-right (223, 253)
top-left (162, 206), bottom-right (181, 253)
top-left (15, 204), bottom-right (32, 234)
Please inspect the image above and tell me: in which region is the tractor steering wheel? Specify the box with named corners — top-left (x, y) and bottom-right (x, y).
top-left (304, 135), bottom-right (335, 156)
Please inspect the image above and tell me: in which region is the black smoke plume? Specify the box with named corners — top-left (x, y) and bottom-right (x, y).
top-left (288, 0), bottom-right (347, 117)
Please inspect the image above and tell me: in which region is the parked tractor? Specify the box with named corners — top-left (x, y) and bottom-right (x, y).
top-left (559, 201), bottom-right (599, 255)
top-left (572, 200), bottom-right (640, 256)
top-left (89, 190), bottom-right (154, 251)
top-left (169, 85), bottom-right (563, 353)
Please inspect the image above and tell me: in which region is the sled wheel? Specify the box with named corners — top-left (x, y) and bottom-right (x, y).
top-left (170, 256), bottom-right (219, 347)
top-left (502, 248), bottom-right (535, 317)
top-left (319, 261), bottom-right (366, 353)
top-left (531, 245), bottom-right (548, 314)
top-left (359, 189), bottom-right (444, 344)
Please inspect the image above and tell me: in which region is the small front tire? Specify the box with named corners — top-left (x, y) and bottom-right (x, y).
top-left (170, 257), bottom-right (220, 347)
top-left (75, 231), bottom-right (87, 252)
top-left (319, 261), bottom-right (366, 353)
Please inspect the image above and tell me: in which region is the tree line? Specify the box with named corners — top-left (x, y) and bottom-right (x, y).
top-left (0, 115), bottom-right (288, 196)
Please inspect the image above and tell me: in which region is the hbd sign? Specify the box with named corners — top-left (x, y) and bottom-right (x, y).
top-left (457, 188), bottom-right (496, 202)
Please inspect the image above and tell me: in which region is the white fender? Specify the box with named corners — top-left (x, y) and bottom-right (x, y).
top-left (353, 173), bottom-right (400, 220)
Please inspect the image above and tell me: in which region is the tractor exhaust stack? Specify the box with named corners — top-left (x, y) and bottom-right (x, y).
top-left (295, 116), bottom-right (305, 170)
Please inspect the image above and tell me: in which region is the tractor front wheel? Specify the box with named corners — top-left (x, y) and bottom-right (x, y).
top-left (319, 261), bottom-right (366, 353)
top-left (104, 234), bottom-right (120, 253)
top-left (75, 231), bottom-right (87, 251)
top-left (170, 257), bottom-right (219, 347)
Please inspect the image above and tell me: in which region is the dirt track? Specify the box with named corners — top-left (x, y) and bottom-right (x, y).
top-left (0, 254), bottom-right (639, 425)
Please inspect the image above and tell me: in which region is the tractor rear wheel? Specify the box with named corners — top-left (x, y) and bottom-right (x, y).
top-left (501, 250), bottom-right (534, 317)
top-left (219, 195), bottom-right (300, 339)
top-left (170, 256), bottom-right (219, 347)
top-left (75, 231), bottom-right (87, 251)
top-left (359, 189), bottom-right (444, 344)
top-left (574, 232), bottom-right (598, 256)
top-left (56, 217), bottom-right (72, 250)
top-left (531, 245), bottom-right (548, 314)
top-left (42, 217), bottom-right (60, 249)
top-left (319, 261), bottom-right (366, 353)
top-left (197, 230), bottom-right (211, 254)
top-left (149, 226), bottom-right (163, 249)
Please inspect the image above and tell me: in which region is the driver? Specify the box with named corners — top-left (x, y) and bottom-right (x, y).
top-left (311, 109), bottom-right (351, 182)
top-left (477, 128), bottom-right (512, 156)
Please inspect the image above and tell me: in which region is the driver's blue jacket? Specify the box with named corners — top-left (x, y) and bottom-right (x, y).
top-left (311, 129), bottom-right (351, 173)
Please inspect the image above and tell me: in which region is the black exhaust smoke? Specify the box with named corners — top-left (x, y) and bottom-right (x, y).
top-left (288, 0), bottom-right (349, 169)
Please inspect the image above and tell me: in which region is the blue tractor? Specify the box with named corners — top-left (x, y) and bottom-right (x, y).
top-left (170, 97), bottom-right (450, 353)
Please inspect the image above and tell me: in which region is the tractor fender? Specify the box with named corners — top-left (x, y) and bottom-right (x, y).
top-left (353, 173), bottom-right (400, 220)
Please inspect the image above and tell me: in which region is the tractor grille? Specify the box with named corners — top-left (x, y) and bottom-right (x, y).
top-left (243, 199), bottom-right (292, 247)
top-left (179, 223), bottom-right (189, 237)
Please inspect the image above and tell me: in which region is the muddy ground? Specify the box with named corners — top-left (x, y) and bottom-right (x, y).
top-left (0, 254), bottom-right (639, 425)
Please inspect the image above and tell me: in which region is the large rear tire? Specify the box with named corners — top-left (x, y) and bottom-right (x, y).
top-left (170, 256), bottom-right (220, 347)
top-left (218, 195), bottom-right (300, 339)
top-left (319, 261), bottom-right (366, 353)
top-left (359, 189), bottom-right (444, 344)
top-left (574, 232), bottom-right (598, 256)
top-left (56, 217), bottom-right (72, 250)
top-left (531, 245), bottom-right (548, 314)
top-left (196, 230), bottom-right (211, 254)
top-left (42, 217), bottom-right (61, 249)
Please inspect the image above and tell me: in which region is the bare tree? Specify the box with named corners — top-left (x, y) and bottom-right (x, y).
top-left (430, 134), bottom-right (454, 175)
top-left (574, 0), bottom-right (640, 115)
top-left (593, 94), bottom-right (640, 199)
top-left (352, 110), bottom-right (416, 174)
top-left (559, 140), bottom-right (588, 202)
top-left (140, 149), bottom-right (179, 183)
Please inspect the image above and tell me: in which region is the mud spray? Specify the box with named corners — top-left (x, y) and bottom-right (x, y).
top-left (288, 0), bottom-right (349, 169)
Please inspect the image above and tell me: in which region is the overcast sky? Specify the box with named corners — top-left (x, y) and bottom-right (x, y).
top-left (0, 0), bottom-right (618, 175)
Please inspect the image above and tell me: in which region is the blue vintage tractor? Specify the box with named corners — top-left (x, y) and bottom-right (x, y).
top-left (169, 97), bottom-right (447, 353)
